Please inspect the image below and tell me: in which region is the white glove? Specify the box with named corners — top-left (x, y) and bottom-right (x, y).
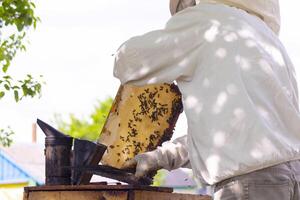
top-left (123, 151), bottom-right (163, 178)
top-left (123, 135), bottom-right (191, 178)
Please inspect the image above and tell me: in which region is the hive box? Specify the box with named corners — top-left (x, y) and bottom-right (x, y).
top-left (24, 185), bottom-right (211, 200)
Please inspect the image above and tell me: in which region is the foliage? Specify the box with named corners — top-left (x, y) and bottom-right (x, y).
top-left (152, 169), bottom-right (167, 186)
top-left (0, 127), bottom-right (14, 147)
top-left (0, 0), bottom-right (42, 102)
top-left (54, 98), bottom-right (113, 141)
top-left (0, 0), bottom-right (42, 146)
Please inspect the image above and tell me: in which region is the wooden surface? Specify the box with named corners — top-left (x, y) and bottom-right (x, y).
top-left (24, 191), bottom-right (128, 200)
top-left (133, 191), bottom-right (211, 200)
top-left (24, 184), bottom-right (173, 193)
top-left (24, 185), bottom-right (211, 200)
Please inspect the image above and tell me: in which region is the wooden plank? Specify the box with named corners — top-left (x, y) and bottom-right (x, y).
top-left (28, 191), bottom-right (60, 200)
top-left (23, 191), bottom-right (29, 200)
top-left (101, 191), bottom-right (128, 200)
top-left (133, 191), bottom-right (211, 200)
top-left (24, 185), bottom-right (173, 193)
top-left (28, 191), bottom-right (128, 200)
top-left (24, 185), bottom-right (212, 200)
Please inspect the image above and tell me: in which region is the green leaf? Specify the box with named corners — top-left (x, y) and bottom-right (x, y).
top-left (0, 91), bottom-right (5, 98)
top-left (0, 127), bottom-right (15, 147)
top-left (12, 86), bottom-right (20, 89)
top-left (3, 76), bottom-right (12, 80)
top-left (14, 90), bottom-right (19, 102)
top-left (2, 63), bottom-right (9, 73)
top-left (30, 2), bottom-right (36, 8)
top-left (4, 84), bottom-right (10, 90)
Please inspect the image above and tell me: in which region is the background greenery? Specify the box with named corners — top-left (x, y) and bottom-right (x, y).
top-left (54, 97), bottom-right (113, 141)
top-left (0, 0), bottom-right (43, 147)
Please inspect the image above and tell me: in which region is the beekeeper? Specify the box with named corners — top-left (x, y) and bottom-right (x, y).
top-left (114, 0), bottom-right (300, 199)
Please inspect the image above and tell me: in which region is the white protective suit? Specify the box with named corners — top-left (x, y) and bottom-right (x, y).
top-left (114, 0), bottom-right (300, 185)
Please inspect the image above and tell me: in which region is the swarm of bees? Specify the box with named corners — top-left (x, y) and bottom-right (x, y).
top-left (98, 83), bottom-right (183, 169)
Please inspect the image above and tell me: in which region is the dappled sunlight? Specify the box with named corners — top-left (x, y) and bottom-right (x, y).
top-left (250, 138), bottom-right (278, 160)
top-left (154, 37), bottom-right (164, 44)
top-left (139, 67), bottom-right (150, 76)
top-left (245, 39), bottom-right (257, 48)
top-left (204, 20), bottom-right (220, 42)
top-left (261, 42), bottom-right (286, 67)
top-left (147, 77), bottom-right (158, 84)
top-left (260, 138), bottom-right (279, 153)
top-left (185, 95), bottom-right (203, 114)
top-left (215, 48), bottom-right (227, 59)
top-left (205, 154), bottom-right (221, 177)
top-left (212, 92), bottom-right (228, 114)
top-left (213, 131), bottom-right (226, 148)
top-left (226, 84), bottom-right (239, 95)
top-left (259, 58), bottom-right (275, 76)
top-left (178, 58), bottom-right (192, 67)
top-left (236, 55), bottom-right (252, 71)
top-left (224, 32), bottom-right (238, 42)
top-left (202, 78), bottom-right (211, 88)
top-left (229, 108), bottom-right (246, 129)
top-left (233, 108), bottom-right (246, 121)
top-left (237, 26), bottom-right (255, 39)
top-left (250, 148), bottom-right (263, 159)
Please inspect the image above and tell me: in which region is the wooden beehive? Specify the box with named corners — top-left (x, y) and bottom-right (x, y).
top-left (98, 83), bottom-right (183, 169)
top-left (24, 185), bottom-right (212, 200)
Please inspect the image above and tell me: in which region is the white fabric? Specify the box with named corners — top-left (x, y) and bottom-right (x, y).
top-left (130, 151), bottom-right (163, 178)
top-left (169, 0), bottom-right (280, 34)
top-left (131, 136), bottom-right (191, 178)
top-left (114, 2), bottom-right (300, 185)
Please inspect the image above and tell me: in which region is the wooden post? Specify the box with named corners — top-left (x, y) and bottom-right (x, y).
top-left (32, 123), bottom-right (37, 143)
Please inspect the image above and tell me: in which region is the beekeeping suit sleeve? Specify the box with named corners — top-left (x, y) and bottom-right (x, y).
top-left (156, 135), bottom-right (191, 170)
top-left (113, 13), bottom-right (199, 86)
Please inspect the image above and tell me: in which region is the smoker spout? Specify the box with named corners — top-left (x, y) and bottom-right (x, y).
top-left (37, 118), bottom-right (71, 138)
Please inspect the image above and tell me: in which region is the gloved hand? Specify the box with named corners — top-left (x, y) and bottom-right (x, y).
top-left (123, 150), bottom-right (163, 178)
top-left (123, 135), bottom-right (191, 178)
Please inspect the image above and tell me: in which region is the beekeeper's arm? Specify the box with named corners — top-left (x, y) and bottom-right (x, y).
top-left (113, 8), bottom-right (201, 86)
top-left (113, 20), bottom-right (198, 175)
top-left (123, 135), bottom-right (191, 178)
top-left (114, 3), bottom-right (200, 177)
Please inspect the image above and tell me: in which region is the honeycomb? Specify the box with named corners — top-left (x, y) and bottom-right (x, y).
top-left (98, 83), bottom-right (183, 169)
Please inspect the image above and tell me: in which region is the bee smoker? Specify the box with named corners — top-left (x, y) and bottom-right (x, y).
top-left (72, 138), bottom-right (107, 185)
top-left (37, 119), bottom-right (73, 185)
top-left (37, 119), bottom-right (107, 186)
